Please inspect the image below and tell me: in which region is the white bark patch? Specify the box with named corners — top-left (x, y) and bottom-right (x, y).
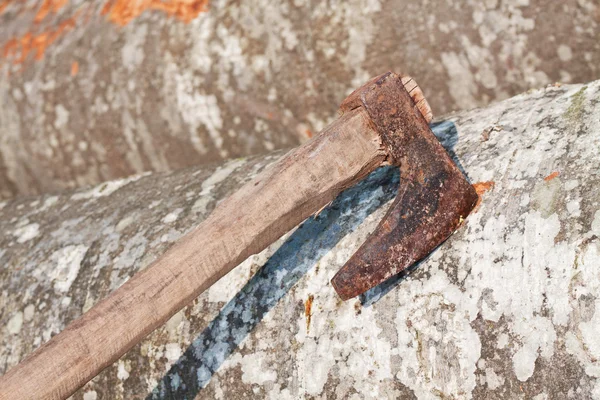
top-left (239, 351), bottom-right (277, 385)
top-left (512, 316), bottom-right (556, 381)
top-left (7, 311), bottom-right (23, 335)
top-left (116, 216), bottom-right (134, 232)
top-left (54, 104), bottom-right (69, 130)
top-left (40, 196), bottom-right (59, 211)
top-left (566, 199), bottom-right (581, 217)
top-left (71, 173), bottom-right (147, 200)
top-left (82, 391), bottom-right (97, 400)
top-left (497, 333), bottom-right (509, 349)
top-left (122, 24), bottom-right (148, 71)
top-left (165, 311), bottom-right (185, 337)
top-left (50, 245), bottom-right (88, 293)
top-left (23, 304), bottom-right (35, 321)
top-left (591, 210), bottom-right (600, 235)
top-left (532, 178), bottom-right (561, 217)
top-left (165, 343), bottom-right (182, 362)
top-left (13, 222), bottom-right (39, 243)
top-left (485, 367), bottom-right (505, 390)
top-left (557, 45), bottom-right (573, 62)
top-left (117, 361), bottom-right (130, 381)
top-left (162, 208), bottom-right (183, 224)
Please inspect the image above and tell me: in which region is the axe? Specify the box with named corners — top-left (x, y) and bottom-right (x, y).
top-left (0, 72), bottom-right (478, 399)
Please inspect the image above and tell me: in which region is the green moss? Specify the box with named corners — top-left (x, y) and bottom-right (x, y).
top-left (563, 86), bottom-right (588, 124)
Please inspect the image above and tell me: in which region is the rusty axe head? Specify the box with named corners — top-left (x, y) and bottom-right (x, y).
top-left (331, 72), bottom-right (478, 300)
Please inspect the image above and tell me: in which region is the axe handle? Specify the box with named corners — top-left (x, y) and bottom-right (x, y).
top-left (0, 107), bottom-right (386, 400)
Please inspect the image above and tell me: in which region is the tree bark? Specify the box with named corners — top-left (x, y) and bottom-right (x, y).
top-left (1, 0), bottom-right (599, 198)
top-left (0, 80), bottom-right (599, 399)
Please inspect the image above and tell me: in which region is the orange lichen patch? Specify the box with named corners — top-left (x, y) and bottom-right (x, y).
top-left (2, 15), bottom-right (77, 65)
top-left (70, 60), bottom-right (78, 76)
top-left (472, 181), bottom-right (495, 212)
top-left (0, 0), bottom-right (23, 15)
top-left (544, 171), bottom-right (560, 181)
top-left (34, 0), bottom-right (68, 23)
top-left (304, 129), bottom-right (313, 139)
top-left (0, 1), bottom-right (10, 14)
top-left (304, 294), bottom-right (314, 333)
top-left (1, 0), bottom-right (204, 65)
top-left (101, 0), bottom-right (209, 26)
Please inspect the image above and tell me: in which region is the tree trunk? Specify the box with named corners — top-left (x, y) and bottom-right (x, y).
top-left (1, 0), bottom-right (599, 198)
top-left (0, 80), bottom-right (599, 398)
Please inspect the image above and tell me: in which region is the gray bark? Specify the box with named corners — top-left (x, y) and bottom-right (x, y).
top-left (1, 80), bottom-right (600, 399)
top-left (1, 0), bottom-right (599, 198)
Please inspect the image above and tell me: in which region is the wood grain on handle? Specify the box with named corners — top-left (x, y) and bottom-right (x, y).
top-left (0, 107), bottom-right (387, 400)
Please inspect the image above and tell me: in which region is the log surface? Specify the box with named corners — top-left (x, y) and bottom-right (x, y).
top-left (1, 81), bottom-right (600, 399)
top-left (0, 0), bottom-right (599, 198)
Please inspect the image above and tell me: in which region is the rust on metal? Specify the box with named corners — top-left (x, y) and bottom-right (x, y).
top-left (331, 72), bottom-right (478, 300)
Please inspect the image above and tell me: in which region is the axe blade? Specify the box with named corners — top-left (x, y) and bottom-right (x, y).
top-left (331, 72), bottom-right (478, 300)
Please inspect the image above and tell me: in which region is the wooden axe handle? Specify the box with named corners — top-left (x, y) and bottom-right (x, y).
top-left (0, 107), bottom-right (386, 399)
